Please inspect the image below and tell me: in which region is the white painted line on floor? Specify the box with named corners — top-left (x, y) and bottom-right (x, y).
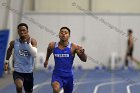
top-left (33, 81), bottom-right (50, 90)
top-left (93, 80), bottom-right (124, 93)
top-left (33, 79), bottom-right (64, 93)
top-left (73, 71), bottom-right (90, 92)
top-left (127, 82), bottom-right (140, 93)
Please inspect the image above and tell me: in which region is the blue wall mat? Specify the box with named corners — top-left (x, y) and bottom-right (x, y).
top-left (0, 29), bottom-right (9, 77)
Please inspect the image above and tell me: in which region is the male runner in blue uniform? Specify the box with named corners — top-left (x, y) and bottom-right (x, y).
top-left (44, 27), bottom-right (87, 93)
top-left (5, 23), bottom-right (37, 93)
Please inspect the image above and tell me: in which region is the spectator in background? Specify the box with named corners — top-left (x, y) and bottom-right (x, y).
top-left (125, 29), bottom-right (140, 69)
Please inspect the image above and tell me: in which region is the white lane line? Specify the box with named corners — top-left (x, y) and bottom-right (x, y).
top-left (74, 78), bottom-right (115, 86)
top-left (33, 81), bottom-right (50, 90)
top-left (93, 80), bottom-right (124, 93)
top-left (33, 79), bottom-right (65, 93)
top-left (60, 79), bottom-right (109, 93)
top-left (127, 82), bottom-right (140, 93)
top-left (73, 71), bottom-right (90, 92)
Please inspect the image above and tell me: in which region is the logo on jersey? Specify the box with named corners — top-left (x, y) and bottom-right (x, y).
top-left (19, 49), bottom-right (29, 56)
top-left (55, 54), bottom-right (69, 57)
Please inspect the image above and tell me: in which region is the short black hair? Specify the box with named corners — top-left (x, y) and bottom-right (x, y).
top-left (128, 29), bottom-right (133, 34)
top-left (17, 23), bottom-right (28, 30)
top-left (60, 27), bottom-right (71, 35)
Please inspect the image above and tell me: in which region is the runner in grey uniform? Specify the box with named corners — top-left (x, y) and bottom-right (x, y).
top-left (5, 23), bottom-right (37, 93)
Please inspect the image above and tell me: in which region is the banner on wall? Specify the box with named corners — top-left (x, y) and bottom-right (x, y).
top-left (0, 29), bottom-right (9, 77)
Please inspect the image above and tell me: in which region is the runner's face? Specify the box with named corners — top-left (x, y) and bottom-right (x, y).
top-left (59, 28), bottom-right (70, 41)
top-left (18, 26), bottom-right (28, 39)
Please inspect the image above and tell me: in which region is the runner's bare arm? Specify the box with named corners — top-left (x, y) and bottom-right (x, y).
top-left (44, 42), bottom-right (55, 67)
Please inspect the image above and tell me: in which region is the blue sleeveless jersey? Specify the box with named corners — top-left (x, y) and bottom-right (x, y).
top-left (53, 42), bottom-right (75, 77)
top-left (13, 39), bottom-right (34, 73)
